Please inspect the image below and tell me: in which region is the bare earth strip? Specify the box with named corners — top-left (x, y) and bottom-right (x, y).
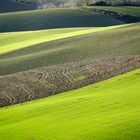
top-left (0, 56), bottom-right (140, 107)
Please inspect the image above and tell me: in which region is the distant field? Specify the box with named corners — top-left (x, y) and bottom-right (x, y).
top-left (91, 6), bottom-right (140, 17)
top-left (0, 69), bottom-right (140, 140)
top-left (0, 23), bottom-right (140, 75)
top-left (0, 6), bottom-right (139, 32)
top-left (0, 0), bottom-right (36, 13)
top-left (0, 7), bottom-right (124, 32)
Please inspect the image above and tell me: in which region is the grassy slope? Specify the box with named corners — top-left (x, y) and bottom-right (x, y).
top-left (0, 0), bottom-right (36, 13)
top-left (0, 23), bottom-right (140, 75)
top-left (0, 7), bottom-right (123, 32)
top-left (0, 26), bottom-right (120, 55)
top-left (0, 6), bottom-right (139, 32)
top-left (0, 69), bottom-right (140, 140)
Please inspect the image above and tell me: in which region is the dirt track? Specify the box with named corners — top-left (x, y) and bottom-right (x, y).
top-left (0, 56), bottom-right (140, 107)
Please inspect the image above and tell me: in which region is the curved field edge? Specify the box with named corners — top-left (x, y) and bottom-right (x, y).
top-left (0, 69), bottom-right (140, 140)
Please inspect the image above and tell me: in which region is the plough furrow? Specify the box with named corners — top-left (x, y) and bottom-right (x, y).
top-left (86, 66), bottom-right (98, 75)
top-left (62, 69), bottom-right (73, 83)
top-left (0, 56), bottom-right (140, 107)
top-left (38, 72), bottom-right (47, 82)
top-left (8, 92), bottom-right (16, 104)
top-left (15, 85), bottom-right (31, 100)
top-left (17, 84), bottom-right (34, 100)
top-left (0, 92), bottom-right (12, 104)
top-left (37, 72), bottom-right (55, 88)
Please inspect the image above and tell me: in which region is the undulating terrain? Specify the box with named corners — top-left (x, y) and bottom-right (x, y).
top-left (0, 7), bottom-right (124, 32)
top-left (0, 69), bottom-right (140, 140)
top-left (0, 23), bottom-right (140, 75)
top-left (0, 2), bottom-right (140, 140)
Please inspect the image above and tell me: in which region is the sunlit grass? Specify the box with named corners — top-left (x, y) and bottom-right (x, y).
top-left (0, 69), bottom-right (140, 140)
top-left (0, 23), bottom-right (139, 75)
top-left (0, 25), bottom-right (125, 55)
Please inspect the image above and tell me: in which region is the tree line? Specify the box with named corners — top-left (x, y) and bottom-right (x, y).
top-left (16, 0), bottom-right (140, 8)
top-left (94, 0), bottom-right (140, 6)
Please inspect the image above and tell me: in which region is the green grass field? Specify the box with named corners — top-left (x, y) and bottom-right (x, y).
top-left (0, 26), bottom-right (121, 55)
top-left (0, 69), bottom-right (140, 140)
top-left (0, 7), bottom-right (124, 32)
top-left (0, 5), bottom-right (140, 139)
top-left (0, 23), bottom-right (140, 75)
top-left (0, 6), bottom-right (140, 32)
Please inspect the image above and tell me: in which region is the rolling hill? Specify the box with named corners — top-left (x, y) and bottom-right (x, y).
top-left (0, 6), bottom-right (139, 32)
top-left (0, 7), bottom-right (124, 32)
top-left (0, 23), bottom-right (140, 76)
top-left (0, 4), bottom-right (140, 140)
top-left (0, 7), bottom-right (139, 107)
top-left (0, 0), bottom-right (36, 13)
top-left (0, 69), bottom-right (140, 139)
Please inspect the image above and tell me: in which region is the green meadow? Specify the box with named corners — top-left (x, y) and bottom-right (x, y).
top-left (0, 4), bottom-right (140, 140)
top-left (0, 7), bottom-right (124, 32)
top-left (0, 69), bottom-right (140, 140)
top-left (0, 6), bottom-right (140, 32)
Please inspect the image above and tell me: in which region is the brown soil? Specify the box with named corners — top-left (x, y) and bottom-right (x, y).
top-left (0, 56), bottom-right (140, 107)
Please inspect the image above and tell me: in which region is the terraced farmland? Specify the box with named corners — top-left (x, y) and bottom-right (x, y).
top-left (0, 69), bottom-right (140, 139)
